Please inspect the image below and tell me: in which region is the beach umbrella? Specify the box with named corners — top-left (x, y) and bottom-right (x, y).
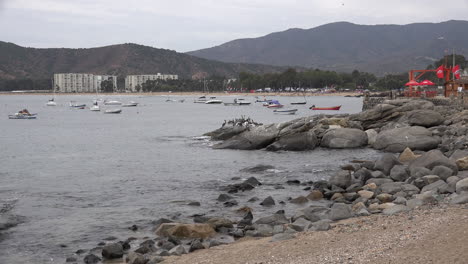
top-left (405, 80), bottom-right (420, 86)
top-left (419, 80), bottom-right (435, 86)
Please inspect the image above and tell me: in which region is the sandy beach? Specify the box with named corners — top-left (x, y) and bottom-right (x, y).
top-left (162, 204), bottom-right (468, 264)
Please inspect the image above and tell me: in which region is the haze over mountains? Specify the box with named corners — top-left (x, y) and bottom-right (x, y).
top-left (188, 20), bottom-right (468, 75)
top-left (0, 42), bottom-right (283, 80)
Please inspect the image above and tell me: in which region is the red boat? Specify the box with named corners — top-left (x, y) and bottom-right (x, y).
top-left (309, 105), bottom-right (341, 110)
top-left (267, 104), bottom-right (284, 108)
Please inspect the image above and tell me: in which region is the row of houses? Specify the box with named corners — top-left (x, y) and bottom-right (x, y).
top-left (53, 73), bottom-right (178, 92)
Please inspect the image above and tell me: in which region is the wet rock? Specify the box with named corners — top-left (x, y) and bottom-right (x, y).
top-left (328, 203), bottom-right (353, 221)
top-left (217, 194), bottom-right (233, 202)
top-left (266, 131), bottom-right (319, 151)
top-left (83, 254), bottom-right (101, 264)
top-left (129, 224), bottom-right (138, 231)
top-left (292, 207), bottom-right (325, 222)
top-left (75, 249), bottom-right (86, 254)
top-left (152, 218), bottom-right (173, 231)
top-left (260, 196), bottom-right (275, 206)
top-left (101, 242), bottom-right (123, 259)
top-left (290, 218), bottom-right (312, 232)
top-left (374, 153), bottom-right (401, 175)
top-left (237, 211), bottom-right (253, 228)
top-left (206, 217), bottom-right (234, 231)
top-left (223, 200), bottom-right (238, 207)
top-left (244, 177), bottom-right (262, 186)
top-left (65, 257), bottom-right (77, 262)
top-left (254, 212), bottom-right (289, 226)
top-left (120, 240), bottom-right (131, 251)
top-left (188, 201), bottom-right (201, 206)
top-left (290, 196), bottom-right (308, 204)
top-left (409, 149), bottom-right (458, 175)
top-left (189, 239), bottom-right (205, 252)
top-left (169, 245), bottom-right (187, 256)
top-left (374, 126), bottom-right (440, 152)
top-left (390, 165), bottom-right (409, 182)
top-left (254, 224), bottom-right (274, 237)
top-left (136, 244), bottom-right (156, 254)
top-left (126, 252), bottom-right (147, 264)
top-left (155, 223), bottom-right (216, 239)
top-left (346, 183), bottom-right (363, 193)
top-left (247, 197), bottom-right (259, 202)
top-left (286, 179), bottom-right (301, 185)
top-left (329, 170), bottom-right (352, 189)
top-left (313, 180), bottom-right (331, 191)
top-left (103, 236), bottom-right (118, 241)
top-left (320, 128), bottom-right (368, 149)
top-left (354, 168), bottom-right (373, 184)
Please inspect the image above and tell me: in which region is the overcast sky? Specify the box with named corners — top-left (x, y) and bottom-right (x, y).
top-left (1, 0), bottom-right (467, 52)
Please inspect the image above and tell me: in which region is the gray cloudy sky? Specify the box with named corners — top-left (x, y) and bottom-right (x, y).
top-left (1, 0), bottom-right (467, 52)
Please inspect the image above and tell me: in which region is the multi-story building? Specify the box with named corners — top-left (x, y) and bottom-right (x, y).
top-left (125, 73), bottom-right (178, 92)
top-left (53, 73), bottom-right (117, 93)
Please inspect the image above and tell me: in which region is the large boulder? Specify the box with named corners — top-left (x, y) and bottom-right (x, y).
top-left (406, 110), bottom-right (444, 127)
top-left (155, 223), bottom-right (216, 239)
top-left (266, 131), bottom-right (318, 151)
top-left (373, 126), bottom-right (440, 153)
top-left (213, 124), bottom-right (279, 150)
top-left (374, 153), bottom-right (402, 175)
top-left (456, 178), bottom-right (468, 194)
top-left (101, 243), bottom-right (124, 259)
top-left (328, 203), bottom-right (353, 221)
top-left (390, 165), bottom-right (410, 182)
top-left (409, 150), bottom-right (458, 175)
top-left (329, 170), bottom-right (352, 189)
top-left (320, 128), bottom-right (368, 149)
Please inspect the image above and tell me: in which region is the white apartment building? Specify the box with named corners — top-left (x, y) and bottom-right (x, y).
top-left (125, 73), bottom-right (178, 92)
top-left (53, 73), bottom-right (117, 93)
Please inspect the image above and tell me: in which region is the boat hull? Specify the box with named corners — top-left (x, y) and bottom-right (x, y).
top-left (310, 105), bottom-right (341, 110)
top-left (267, 104), bottom-right (284, 108)
top-left (273, 109), bottom-right (297, 114)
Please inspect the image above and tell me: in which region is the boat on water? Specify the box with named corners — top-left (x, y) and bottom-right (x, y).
top-left (224, 98), bottom-right (251, 106)
top-left (122, 101), bottom-right (138, 107)
top-left (264, 100), bottom-right (283, 108)
top-left (90, 101), bottom-right (100, 111)
top-left (273, 109), bottom-right (297, 115)
top-left (46, 98), bottom-right (57, 106)
top-left (104, 100), bottom-right (122, 105)
top-left (194, 95), bottom-right (207, 103)
top-left (70, 101), bottom-right (86, 109)
top-left (205, 97), bottom-right (223, 104)
top-left (309, 105), bottom-right (341, 110)
top-left (267, 104), bottom-right (284, 108)
top-left (291, 101), bottom-right (307, 105)
top-left (9, 109), bottom-right (37, 119)
top-left (104, 109), bottom-right (122, 114)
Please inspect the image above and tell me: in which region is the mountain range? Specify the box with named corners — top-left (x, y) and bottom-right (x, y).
top-left (188, 20), bottom-right (468, 75)
top-left (0, 41), bottom-right (284, 80)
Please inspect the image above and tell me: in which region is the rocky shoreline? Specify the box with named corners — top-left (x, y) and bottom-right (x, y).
top-left (66, 99), bottom-right (468, 264)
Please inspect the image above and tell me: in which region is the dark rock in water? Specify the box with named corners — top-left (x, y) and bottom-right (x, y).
top-left (0, 214), bottom-right (25, 231)
top-left (374, 153), bottom-right (401, 175)
top-left (206, 217), bottom-right (234, 230)
top-left (217, 193), bottom-right (233, 202)
top-left (147, 256), bottom-right (164, 264)
top-left (244, 177), bottom-right (262, 186)
top-left (193, 215), bottom-right (210, 223)
top-left (83, 254), bottom-right (101, 264)
top-left (354, 168), bottom-right (373, 185)
top-left (286, 179), bottom-right (301, 185)
top-left (254, 212), bottom-right (289, 226)
top-left (240, 164), bottom-right (275, 173)
top-left (97, 242), bottom-right (105, 246)
top-left (223, 200), bottom-right (238, 207)
top-left (289, 196), bottom-right (308, 204)
top-left (139, 239), bottom-right (155, 247)
top-left (321, 128), bottom-right (368, 149)
top-left (307, 190), bottom-right (324, 200)
top-left (103, 236), bottom-right (118, 241)
top-left (75, 249), bottom-right (86, 254)
top-left (224, 182), bottom-right (256, 193)
top-left (135, 244), bottom-right (156, 254)
top-left (247, 197), bottom-right (259, 202)
top-left (188, 201), bottom-right (201, 206)
top-left (65, 257), bottom-right (77, 262)
top-left (313, 180), bottom-right (331, 192)
top-left (274, 185), bottom-right (285, 189)
top-left (120, 240), bottom-right (131, 251)
top-left (329, 170), bottom-right (351, 189)
top-left (101, 242), bottom-right (124, 259)
top-left (59, 244), bottom-right (68, 248)
top-left (129, 224), bottom-right (138, 231)
top-left (126, 252), bottom-right (147, 264)
top-left (260, 196), bottom-right (275, 206)
top-left (409, 149), bottom-right (458, 174)
top-left (229, 229), bottom-right (245, 238)
top-left (189, 239), bottom-right (205, 252)
top-left (407, 110), bottom-right (444, 127)
top-left (157, 240), bottom-right (176, 251)
top-left (303, 186), bottom-right (312, 191)
top-left (373, 126), bottom-right (440, 153)
top-left (266, 131), bottom-right (318, 151)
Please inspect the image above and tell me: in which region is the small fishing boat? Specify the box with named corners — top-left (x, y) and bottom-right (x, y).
top-left (264, 100), bottom-right (283, 108)
top-left (273, 109), bottom-right (297, 115)
top-left (104, 100), bottom-right (122, 105)
top-left (104, 109), bottom-right (122, 114)
top-left (224, 98), bottom-right (251, 106)
top-left (267, 104), bottom-right (284, 108)
top-left (309, 105), bottom-right (341, 110)
top-left (205, 97), bottom-right (223, 104)
top-left (8, 109), bottom-right (37, 119)
top-left (70, 101), bottom-right (86, 109)
top-left (46, 98), bottom-right (57, 106)
top-left (122, 101), bottom-right (138, 107)
top-left (90, 101), bottom-right (100, 111)
top-left (194, 96), bottom-right (207, 103)
top-left (291, 101), bottom-right (307, 105)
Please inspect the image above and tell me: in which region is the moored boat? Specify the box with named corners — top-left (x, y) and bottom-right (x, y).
top-left (104, 100), bottom-right (122, 105)
top-left (309, 105), bottom-right (341, 110)
top-left (70, 101), bottom-right (86, 109)
top-left (122, 101), bottom-right (138, 107)
top-left (90, 101), bottom-right (100, 111)
top-left (273, 109), bottom-right (297, 114)
top-left (104, 109), bottom-right (122, 114)
top-left (9, 109), bottom-right (37, 119)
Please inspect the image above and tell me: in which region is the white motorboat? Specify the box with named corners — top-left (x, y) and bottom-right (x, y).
top-left (104, 109), bottom-right (122, 114)
top-left (104, 100), bottom-right (122, 105)
top-left (90, 102), bottom-right (100, 111)
top-left (194, 95), bottom-right (207, 103)
top-left (9, 109), bottom-right (37, 119)
top-left (273, 108), bottom-right (298, 115)
top-left (46, 99), bottom-right (57, 106)
top-left (205, 97), bottom-right (222, 104)
top-left (122, 101), bottom-right (138, 107)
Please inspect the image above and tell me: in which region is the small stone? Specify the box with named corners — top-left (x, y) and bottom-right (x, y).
top-left (260, 196), bottom-right (275, 206)
top-left (376, 193), bottom-right (393, 203)
top-left (307, 190), bottom-right (324, 200)
top-left (357, 190), bottom-right (374, 199)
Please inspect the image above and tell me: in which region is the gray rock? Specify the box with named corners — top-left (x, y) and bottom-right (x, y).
top-left (373, 126), bottom-right (440, 153)
top-left (449, 149), bottom-right (468, 161)
top-left (289, 196), bottom-right (309, 204)
top-left (266, 131), bottom-right (318, 151)
top-left (291, 207), bottom-right (324, 223)
top-left (320, 128), bottom-right (368, 149)
top-left (270, 233), bottom-right (296, 242)
top-left (260, 196), bottom-right (275, 206)
top-left (409, 150), bottom-right (458, 175)
top-left (407, 110), bottom-right (444, 127)
top-left (328, 203), bottom-right (353, 221)
top-left (378, 182), bottom-right (405, 195)
top-left (240, 164), bottom-right (275, 173)
top-left (101, 243), bottom-right (123, 259)
top-left (329, 170), bottom-right (352, 189)
top-left (255, 224), bottom-right (274, 237)
top-left (83, 254), bottom-right (101, 264)
top-left (354, 168), bottom-right (373, 184)
top-left (450, 193), bottom-right (468, 204)
top-left (382, 205), bottom-right (410, 215)
top-left (371, 171), bottom-right (386, 178)
top-left (207, 235), bottom-right (235, 247)
top-left (416, 191), bottom-right (439, 205)
top-left (410, 167), bottom-right (432, 178)
top-left (168, 245), bottom-right (187, 256)
top-left (147, 256), bottom-right (164, 264)
top-left (456, 178), bottom-right (468, 193)
top-left (254, 213), bottom-right (289, 226)
top-left (374, 153), bottom-right (402, 175)
top-left (244, 177), bottom-right (261, 186)
top-left (366, 178), bottom-right (394, 186)
top-left (390, 165), bottom-right (410, 182)
top-left (272, 225), bottom-right (286, 235)
top-left (422, 175), bottom-right (441, 185)
top-left (393, 196), bottom-right (407, 205)
top-left (213, 124), bottom-right (280, 150)
top-left (407, 198), bottom-right (424, 209)
top-left (189, 239), bottom-right (205, 252)
top-left (431, 166), bottom-right (454, 181)
top-left (126, 252), bottom-right (147, 264)
top-left (290, 218), bottom-right (312, 232)
top-left (355, 208), bottom-right (371, 216)
top-left (217, 194), bottom-right (233, 202)
top-left (366, 129), bottom-right (378, 145)
top-left (309, 220), bottom-right (332, 231)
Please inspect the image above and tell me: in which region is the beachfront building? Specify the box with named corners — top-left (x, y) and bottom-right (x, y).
top-left (125, 73), bottom-right (178, 92)
top-left (53, 73), bottom-right (117, 93)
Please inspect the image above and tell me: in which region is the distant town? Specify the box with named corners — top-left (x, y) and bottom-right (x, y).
top-left (53, 73), bottom-right (178, 93)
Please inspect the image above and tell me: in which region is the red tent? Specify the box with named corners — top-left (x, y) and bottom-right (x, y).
top-left (419, 80), bottom-right (435, 86)
top-left (405, 80), bottom-right (420, 86)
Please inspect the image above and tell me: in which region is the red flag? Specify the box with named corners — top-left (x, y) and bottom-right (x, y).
top-left (452, 65), bottom-right (461, 79)
top-left (436, 65), bottom-right (444, 78)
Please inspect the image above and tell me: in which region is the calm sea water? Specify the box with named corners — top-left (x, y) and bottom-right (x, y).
top-left (0, 94), bottom-right (379, 263)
